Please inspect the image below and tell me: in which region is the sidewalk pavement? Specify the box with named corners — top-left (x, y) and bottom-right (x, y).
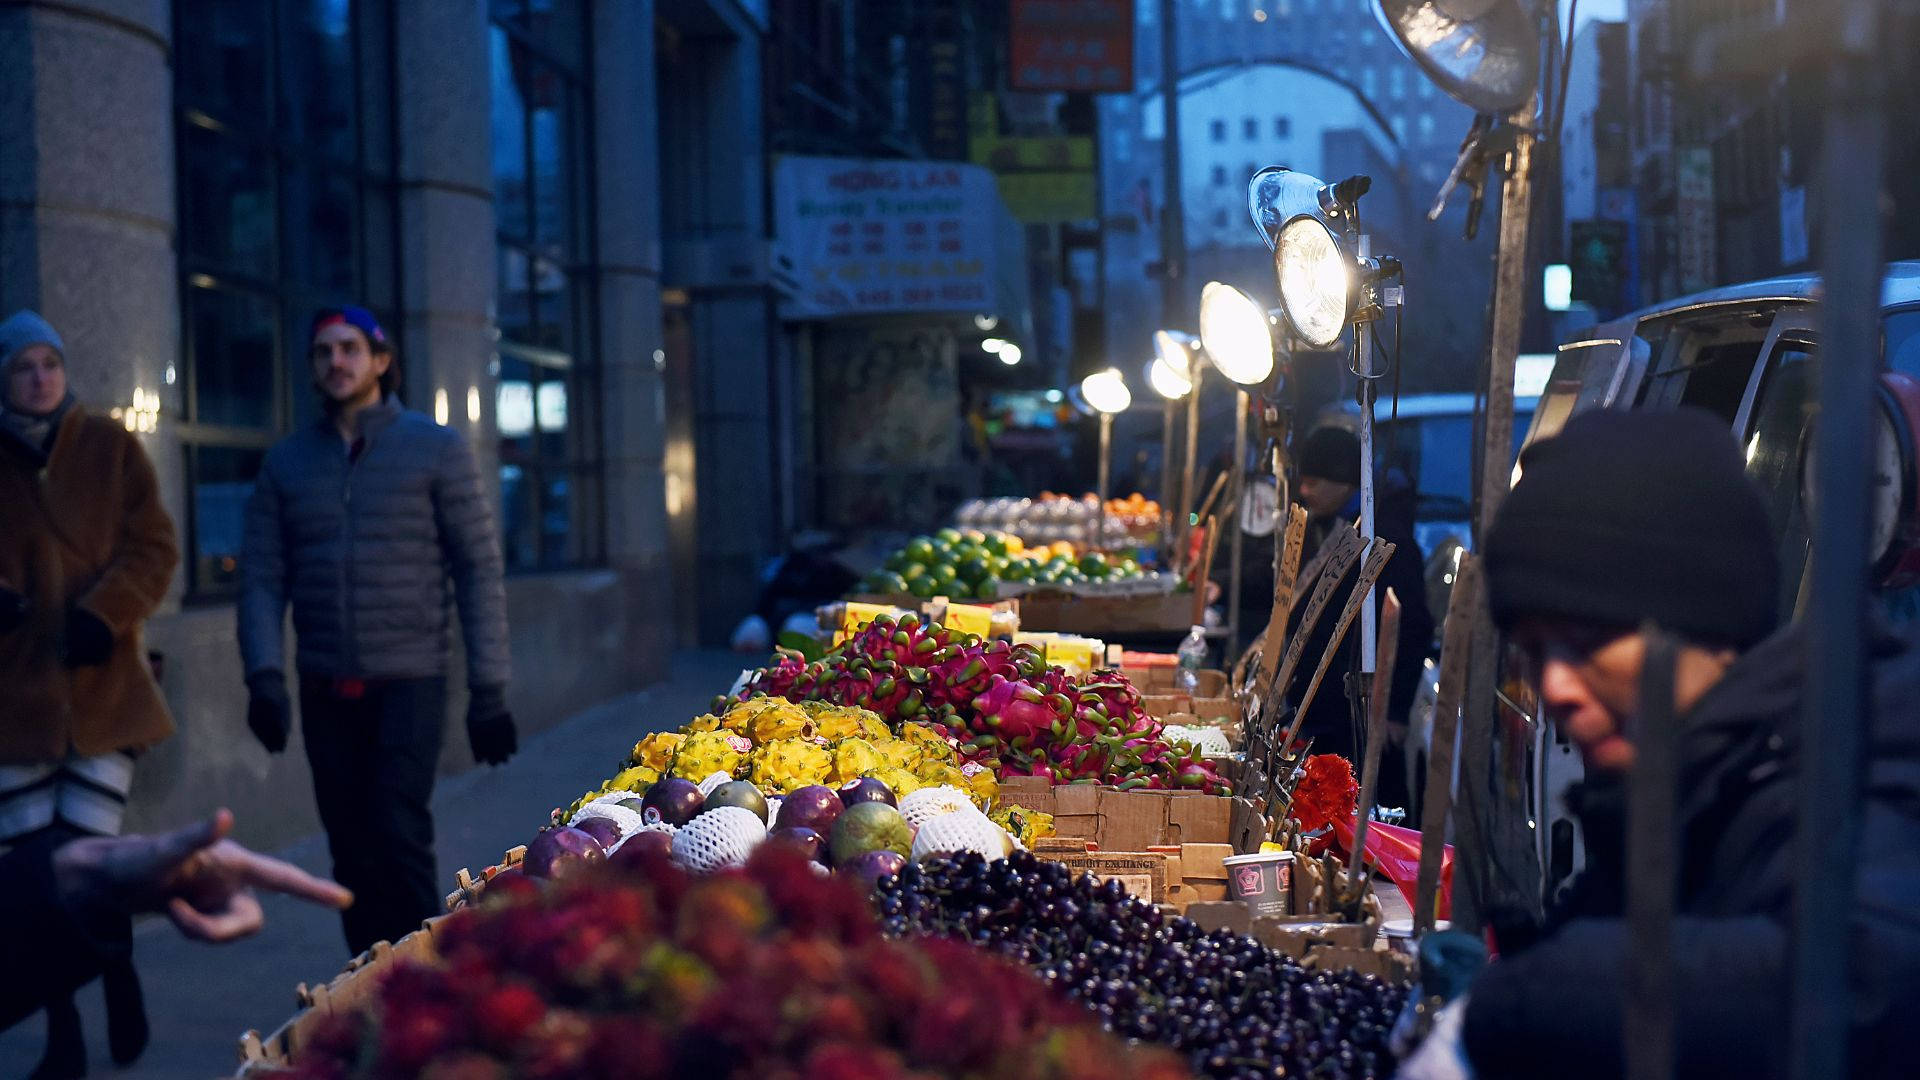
top-left (0, 650), bottom-right (747, 1080)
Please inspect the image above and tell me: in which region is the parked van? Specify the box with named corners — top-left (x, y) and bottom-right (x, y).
top-left (1415, 262), bottom-right (1920, 899)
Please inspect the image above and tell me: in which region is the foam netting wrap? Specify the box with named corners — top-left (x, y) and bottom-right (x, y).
top-left (697, 771), bottom-right (737, 797)
top-left (671, 806), bottom-right (767, 872)
top-left (910, 809), bottom-right (1010, 862)
top-left (1166, 724), bottom-right (1234, 756)
top-left (898, 785), bottom-right (975, 830)
top-left (570, 801), bottom-right (646, 839)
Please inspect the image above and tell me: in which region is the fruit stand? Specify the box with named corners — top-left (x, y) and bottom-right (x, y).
top-left (238, 613), bottom-right (1423, 1080)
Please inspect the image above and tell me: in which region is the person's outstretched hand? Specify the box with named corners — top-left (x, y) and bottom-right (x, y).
top-left (53, 808), bottom-right (353, 943)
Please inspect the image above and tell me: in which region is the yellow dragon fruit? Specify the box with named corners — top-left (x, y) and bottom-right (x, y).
top-left (828, 738), bottom-right (885, 786)
top-left (744, 701), bottom-right (814, 745)
top-left (962, 763), bottom-right (1000, 805)
top-left (748, 738), bottom-right (833, 794)
top-left (991, 804), bottom-right (1053, 846)
top-left (672, 730), bottom-right (751, 780)
top-left (630, 732), bottom-right (685, 771)
top-left (870, 738), bottom-right (925, 774)
top-left (869, 766), bottom-right (924, 798)
top-left (684, 713), bottom-right (724, 734)
top-left (609, 765), bottom-right (659, 793)
top-left (724, 696), bottom-right (791, 732)
top-left (899, 722), bottom-right (957, 764)
top-left (811, 705), bottom-right (890, 743)
top-left (916, 760), bottom-right (971, 793)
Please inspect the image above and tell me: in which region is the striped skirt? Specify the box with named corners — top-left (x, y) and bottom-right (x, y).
top-left (0, 750), bottom-right (137, 844)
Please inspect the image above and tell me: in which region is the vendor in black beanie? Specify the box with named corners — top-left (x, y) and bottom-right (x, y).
top-left (1436, 405), bottom-right (1920, 1080)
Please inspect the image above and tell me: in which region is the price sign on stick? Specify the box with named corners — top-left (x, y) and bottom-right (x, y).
top-left (1416, 555), bottom-right (1480, 934)
top-left (1281, 539), bottom-right (1396, 755)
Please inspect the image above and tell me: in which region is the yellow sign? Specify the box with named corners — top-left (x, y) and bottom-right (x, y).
top-left (993, 171), bottom-right (1097, 223)
top-left (943, 603), bottom-right (996, 639)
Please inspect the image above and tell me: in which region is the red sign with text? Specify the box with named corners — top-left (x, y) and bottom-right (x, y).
top-left (1009, 0), bottom-right (1134, 94)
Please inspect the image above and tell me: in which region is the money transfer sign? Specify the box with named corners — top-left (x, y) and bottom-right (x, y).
top-left (775, 156), bottom-right (1002, 320)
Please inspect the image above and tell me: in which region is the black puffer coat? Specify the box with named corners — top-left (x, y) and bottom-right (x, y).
top-left (1462, 622), bottom-right (1920, 1079)
top-left (237, 398), bottom-right (510, 688)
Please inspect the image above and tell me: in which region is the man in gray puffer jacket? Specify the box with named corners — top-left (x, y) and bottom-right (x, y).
top-left (238, 305), bottom-right (516, 955)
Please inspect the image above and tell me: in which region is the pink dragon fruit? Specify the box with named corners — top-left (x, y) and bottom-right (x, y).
top-left (970, 674), bottom-right (1067, 742)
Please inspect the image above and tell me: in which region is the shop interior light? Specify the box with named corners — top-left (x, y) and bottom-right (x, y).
top-left (997, 342), bottom-right (1023, 365)
top-left (1080, 368), bottom-right (1133, 414)
top-left (974, 313), bottom-right (1000, 331)
top-left (1045, 388), bottom-right (1064, 403)
top-left (1197, 282), bottom-right (1275, 385)
top-left (981, 337), bottom-right (1008, 354)
top-left (1153, 329), bottom-right (1199, 379)
top-left (1147, 355), bottom-right (1192, 399)
top-left (1276, 216), bottom-right (1353, 349)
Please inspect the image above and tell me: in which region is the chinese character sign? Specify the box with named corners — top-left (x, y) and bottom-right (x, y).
top-left (774, 156), bottom-right (1003, 320)
top-left (1009, 0), bottom-right (1134, 94)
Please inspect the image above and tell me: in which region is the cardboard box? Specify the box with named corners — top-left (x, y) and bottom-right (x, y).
top-left (997, 776), bottom-right (1248, 852)
top-left (1016, 590), bottom-right (1194, 635)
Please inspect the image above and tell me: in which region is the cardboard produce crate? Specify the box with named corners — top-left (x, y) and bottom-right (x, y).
top-left (1015, 590), bottom-right (1193, 635)
top-left (995, 776), bottom-right (1267, 854)
top-left (1030, 837), bottom-right (1235, 910)
top-left (1124, 666), bottom-right (1236, 722)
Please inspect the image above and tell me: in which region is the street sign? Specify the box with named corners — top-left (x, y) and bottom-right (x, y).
top-left (1009, 0), bottom-right (1134, 93)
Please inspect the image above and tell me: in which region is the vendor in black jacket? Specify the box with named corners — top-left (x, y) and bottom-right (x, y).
top-left (1454, 408), bottom-right (1920, 1079)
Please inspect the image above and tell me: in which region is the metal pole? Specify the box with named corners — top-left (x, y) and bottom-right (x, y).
top-left (1180, 363), bottom-right (1204, 567)
top-left (1226, 388), bottom-right (1248, 651)
top-left (1160, 398), bottom-right (1179, 556)
top-left (1792, 4), bottom-right (1883, 1076)
top-left (1158, 0), bottom-right (1184, 327)
top-left (1456, 100), bottom-right (1543, 934)
top-left (1097, 411), bottom-right (1113, 551)
top-left (1626, 625), bottom-right (1679, 1080)
top-left (1355, 330), bottom-right (1377, 680)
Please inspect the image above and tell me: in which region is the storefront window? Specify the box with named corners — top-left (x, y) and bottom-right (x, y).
top-left (491, 2), bottom-right (602, 571)
top-left (174, 0), bottom-right (398, 598)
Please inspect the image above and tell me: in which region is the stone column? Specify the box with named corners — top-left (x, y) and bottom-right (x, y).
top-left (591, 0), bottom-right (673, 678)
top-left (0, 0), bottom-right (180, 604)
top-left (392, 0), bottom-right (498, 477)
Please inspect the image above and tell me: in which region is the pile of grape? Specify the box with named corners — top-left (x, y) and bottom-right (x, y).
top-left (876, 851), bottom-right (1407, 1080)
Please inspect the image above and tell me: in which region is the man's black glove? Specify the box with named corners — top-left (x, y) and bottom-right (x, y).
top-left (0, 587), bottom-right (29, 634)
top-left (63, 606), bottom-right (114, 666)
top-left (466, 685), bottom-right (518, 765)
top-left (246, 671), bottom-right (292, 754)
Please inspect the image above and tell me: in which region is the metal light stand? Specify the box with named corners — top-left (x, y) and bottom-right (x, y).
top-left (1096, 411), bottom-right (1114, 551)
top-left (1179, 362), bottom-right (1205, 572)
top-left (1160, 397), bottom-right (1180, 557)
top-left (1226, 388), bottom-right (1250, 649)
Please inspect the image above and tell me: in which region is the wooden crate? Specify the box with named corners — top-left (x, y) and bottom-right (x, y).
top-left (234, 918), bottom-right (450, 1075)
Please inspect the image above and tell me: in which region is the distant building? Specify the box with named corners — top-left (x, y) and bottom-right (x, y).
top-left (1102, 0), bottom-right (1497, 398)
top-left (1558, 19), bottom-right (1634, 324)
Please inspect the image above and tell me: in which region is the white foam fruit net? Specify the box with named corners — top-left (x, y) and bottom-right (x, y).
top-left (671, 806), bottom-right (767, 872)
top-left (570, 802), bottom-right (646, 839)
top-left (1167, 725), bottom-right (1233, 756)
top-left (899, 786), bottom-right (975, 829)
top-left (697, 771), bottom-right (737, 797)
top-left (911, 809), bottom-right (1010, 862)
top-left (608, 819), bottom-right (677, 854)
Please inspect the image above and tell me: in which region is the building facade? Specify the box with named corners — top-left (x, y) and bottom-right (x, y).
top-left (1101, 0), bottom-right (1498, 402)
top-left (0, 0), bottom-right (769, 849)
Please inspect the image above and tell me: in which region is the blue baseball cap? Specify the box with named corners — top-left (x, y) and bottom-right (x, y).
top-left (309, 305), bottom-right (387, 348)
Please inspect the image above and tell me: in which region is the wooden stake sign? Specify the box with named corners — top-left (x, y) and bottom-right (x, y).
top-left (1342, 588), bottom-right (1402, 913)
top-left (1416, 554), bottom-right (1480, 934)
top-left (1257, 506), bottom-right (1312, 689)
top-left (1266, 526), bottom-right (1369, 715)
top-left (1281, 539), bottom-right (1396, 754)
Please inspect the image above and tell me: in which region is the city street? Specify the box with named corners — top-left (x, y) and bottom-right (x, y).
top-left (0, 652), bottom-right (744, 1080)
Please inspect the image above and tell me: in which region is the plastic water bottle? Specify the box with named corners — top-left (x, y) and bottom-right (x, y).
top-left (1176, 624), bottom-right (1207, 693)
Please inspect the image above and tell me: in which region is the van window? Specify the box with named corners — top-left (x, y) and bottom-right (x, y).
top-left (1741, 342), bottom-right (1816, 621)
top-left (1637, 321), bottom-right (1770, 422)
top-left (1886, 306), bottom-right (1920, 376)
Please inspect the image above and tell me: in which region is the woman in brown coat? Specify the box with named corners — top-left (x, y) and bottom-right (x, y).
top-left (0, 309), bottom-right (178, 1077)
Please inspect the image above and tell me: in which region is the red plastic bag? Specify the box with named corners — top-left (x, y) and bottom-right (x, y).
top-left (1329, 815), bottom-right (1454, 921)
